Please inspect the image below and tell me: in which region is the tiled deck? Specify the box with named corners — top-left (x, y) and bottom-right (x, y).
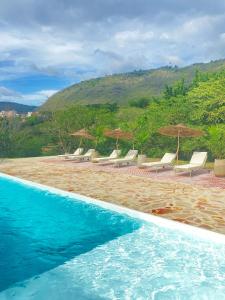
top-left (0, 156), bottom-right (225, 234)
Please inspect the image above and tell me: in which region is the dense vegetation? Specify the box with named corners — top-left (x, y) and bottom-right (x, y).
top-left (0, 66), bottom-right (224, 161)
top-left (41, 59), bottom-right (225, 111)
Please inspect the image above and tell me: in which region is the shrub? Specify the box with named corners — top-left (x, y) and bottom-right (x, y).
top-left (208, 125), bottom-right (225, 159)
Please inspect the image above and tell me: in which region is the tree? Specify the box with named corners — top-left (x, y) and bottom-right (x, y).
top-left (208, 125), bottom-right (225, 159)
top-left (129, 98), bottom-right (150, 108)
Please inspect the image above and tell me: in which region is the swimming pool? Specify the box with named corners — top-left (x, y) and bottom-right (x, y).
top-left (1, 173), bottom-right (225, 299)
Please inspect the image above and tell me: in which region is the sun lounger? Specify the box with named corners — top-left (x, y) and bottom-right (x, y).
top-left (140, 153), bottom-right (176, 172)
top-left (111, 150), bottom-right (138, 167)
top-left (174, 152), bottom-right (207, 176)
top-left (92, 150), bottom-right (121, 163)
top-left (58, 148), bottom-right (84, 159)
top-left (67, 149), bottom-right (96, 162)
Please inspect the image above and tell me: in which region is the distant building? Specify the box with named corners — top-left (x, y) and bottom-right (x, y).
top-left (0, 110), bottom-right (18, 118)
top-left (0, 110), bottom-right (37, 119)
top-left (27, 112), bottom-right (33, 117)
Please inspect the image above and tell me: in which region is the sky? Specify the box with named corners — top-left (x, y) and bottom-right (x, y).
top-left (0, 0), bottom-right (225, 106)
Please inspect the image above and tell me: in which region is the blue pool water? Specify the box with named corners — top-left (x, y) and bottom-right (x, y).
top-left (1, 175), bottom-right (225, 299)
top-left (0, 176), bottom-right (141, 292)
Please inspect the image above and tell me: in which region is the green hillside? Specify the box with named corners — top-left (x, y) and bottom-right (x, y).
top-left (41, 59), bottom-right (225, 111)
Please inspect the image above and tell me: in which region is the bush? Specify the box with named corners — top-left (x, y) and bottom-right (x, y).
top-left (129, 98), bottom-right (150, 108)
top-left (208, 125), bottom-right (225, 159)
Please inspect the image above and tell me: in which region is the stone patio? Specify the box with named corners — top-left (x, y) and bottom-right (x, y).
top-left (0, 156), bottom-right (225, 234)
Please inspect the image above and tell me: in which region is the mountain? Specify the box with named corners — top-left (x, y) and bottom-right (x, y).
top-left (40, 59), bottom-right (225, 111)
top-left (0, 102), bottom-right (37, 113)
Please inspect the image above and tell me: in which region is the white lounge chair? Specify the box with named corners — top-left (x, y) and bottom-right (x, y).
top-left (140, 153), bottom-right (176, 172)
top-left (67, 149), bottom-right (96, 162)
top-left (58, 148), bottom-right (84, 159)
top-left (174, 152), bottom-right (207, 176)
top-left (111, 150), bottom-right (138, 167)
top-left (92, 150), bottom-right (121, 163)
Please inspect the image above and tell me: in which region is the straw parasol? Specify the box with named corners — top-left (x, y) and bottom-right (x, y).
top-left (104, 128), bottom-right (134, 149)
top-left (70, 128), bottom-right (95, 147)
top-left (158, 124), bottom-right (204, 162)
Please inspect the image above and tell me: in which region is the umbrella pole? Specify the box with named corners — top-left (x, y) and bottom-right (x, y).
top-left (79, 137), bottom-right (83, 147)
top-left (116, 137), bottom-right (119, 150)
top-left (176, 132), bottom-right (180, 164)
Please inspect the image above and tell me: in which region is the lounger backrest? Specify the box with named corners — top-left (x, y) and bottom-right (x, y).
top-left (84, 149), bottom-right (95, 156)
top-left (161, 153), bottom-right (176, 163)
top-left (190, 152), bottom-right (207, 166)
top-left (109, 150), bottom-right (121, 159)
top-left (125, 150), bottom-right (138, 159)
top-left (74, 148), bottom-right (84, 155)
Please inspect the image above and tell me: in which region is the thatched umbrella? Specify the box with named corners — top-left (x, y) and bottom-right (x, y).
top-left (158, 124), bottom-right (204, 162)
top-left (70, 128), bottom-right (95, 147)
top-left (104, 128), bottom-right (134, 149)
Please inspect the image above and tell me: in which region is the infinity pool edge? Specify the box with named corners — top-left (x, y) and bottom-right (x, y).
top-left (0, 171), bottom-right (225, 244)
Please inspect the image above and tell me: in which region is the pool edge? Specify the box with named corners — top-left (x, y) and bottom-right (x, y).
top-left (1, 171), bottom-right (225, 244)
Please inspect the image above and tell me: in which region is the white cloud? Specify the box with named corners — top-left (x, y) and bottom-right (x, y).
top-left (37, 90), bottom-right (58, 98)
top-left (220, 33), bottom-right (225, 41)
top-left (20, 90), bottom-right (59, 105)
top-left (0, 86), bottom-right (58, 105)
top-left (114, 30), bottom-right (154, 47)
top-left (0, 86), bottom-right (21, 98)
top-left (0, 29), bottom-right (84, 67)
top-left (0, 8), bottom-right (224, 79)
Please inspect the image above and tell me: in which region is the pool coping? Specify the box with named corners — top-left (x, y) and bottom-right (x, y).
top-left (1, 171), bottom-right (225, 244)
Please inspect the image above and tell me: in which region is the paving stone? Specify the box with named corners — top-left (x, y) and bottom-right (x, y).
top-left (0, 156), bottom-right (225, 234)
